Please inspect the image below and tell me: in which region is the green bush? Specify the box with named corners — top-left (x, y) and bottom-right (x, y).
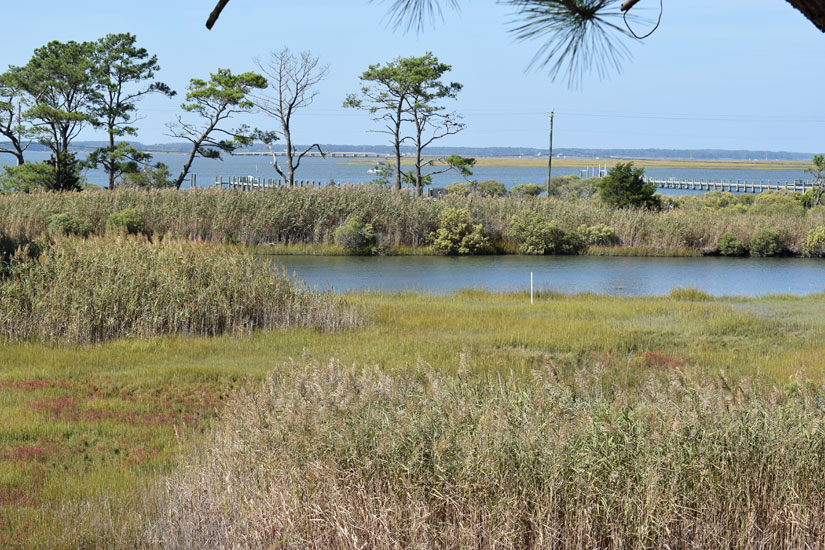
top-left (598, 163), bottom-right (660, 209)
top-left (749, 229), bottom-right (783, 257)
top-left (548, 175), bottom-right (599, 199)
top-left (333, 216), bottom-right (377, 255)
top-left (751, 191), bottom-right (804, 217)
top-left (118, 162), bottom-right (175, 189)
top-left (802, 226), bottom-right (825, 257)
top-left (47, 213), bottom-right (94, 238)
top-left (106, 208), bottom-right (144, 235)
top-left (0, 152), bottom-right (86, 193)
top-left (444, 181), bottom-right (473, 196)
top-left (577, 223), bottom-right (616, 247)
top-left (430, 207), bottom-right (489, 255)
top-left (509, 211), bottom-right (582, 255)
top-left (701, 191), bottom-right (737, 209)
top-left (717, 232), bottom-right (746, 256)
top-left (477, 180), bottom-right (507, 197)
top-left (510, 183), bottom-right (543, 198)
top-left (444, 180), bottom-right (506, 198)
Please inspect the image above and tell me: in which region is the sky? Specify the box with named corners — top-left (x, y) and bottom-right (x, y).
top-left (1, 0), bottom-right (824, 153)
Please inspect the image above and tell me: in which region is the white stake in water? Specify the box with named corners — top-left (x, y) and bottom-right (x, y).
top-left (530, 272), bottom-right (534, 304)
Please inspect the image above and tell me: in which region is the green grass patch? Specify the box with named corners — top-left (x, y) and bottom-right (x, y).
top-left (3, 290), bottom-right (825, 546)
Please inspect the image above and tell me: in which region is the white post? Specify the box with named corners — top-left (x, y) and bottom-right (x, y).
top-left (530, 272), bottom-right (534, 305)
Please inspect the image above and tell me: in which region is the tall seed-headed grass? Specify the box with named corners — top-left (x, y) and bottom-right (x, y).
top-left (2, 188), bottom-right (825, 254)
top-left (0, 235), bottom-right (362, 344)
top-left (148, 357), bottom-right (825, 549)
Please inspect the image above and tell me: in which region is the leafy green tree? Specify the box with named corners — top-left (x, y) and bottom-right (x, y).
top-left (0, 68), bottom-right (34, 165)
top-left (167, 69), bottom-right (267, 189)
top-left (597, 162), bottom-right (660, 209)
top-left (252, 48), bottom-right (328, 186)
top-left (804, 154), bottom-right (825, 206)
top-left (0, 161), bottom-right (55, 192)
top-left (344, 56), bottom-right (418, 190)
top-left (369, 163), bottom-right (395, 186)
top-left (404, 53), bottom-right (465, 195)
top-left (118, 162), bottom-right (175, 189)
top-left (0, 152), bottom-right (86, 192)
top-left (13, 40), bottom-right (98, 190)
top-left (88, 33), bottom-right (175, 190)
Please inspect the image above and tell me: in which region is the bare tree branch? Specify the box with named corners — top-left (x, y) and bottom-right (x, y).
top-left (206, 0), bottom-right (230, 29)
top-left (252, 48), bottom-right (328, 186)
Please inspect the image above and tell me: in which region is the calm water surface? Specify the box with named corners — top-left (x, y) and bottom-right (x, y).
top-left (270, 255), bottom-right (825, 297)
top-left (4, 152), bottom-right (811, 194)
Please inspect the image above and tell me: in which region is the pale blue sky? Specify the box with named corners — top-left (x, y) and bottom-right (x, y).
top-left (1, 0), bottom-right (823, 152)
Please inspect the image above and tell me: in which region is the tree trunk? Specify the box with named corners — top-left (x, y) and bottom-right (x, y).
top-left (394, 102), bottom-right (403, 191)
top-left (283, 124), bottom-right (295, 186)
top-left (175, 147), bottom-right (199, 190)
top-left (107, 130), bottom-right (116, 190)
top-left (415, 126), bottom-right (424, 197)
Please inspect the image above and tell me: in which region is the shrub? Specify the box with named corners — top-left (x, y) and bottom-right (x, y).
top-left (444, 181), bottom-right (473, 196)
top-left (751, 191), bottom-right (804, 217)
top-left (106, 208), bottom-right (144, 235)
top-left (333, 216), bottom-right (377, 255)
top-left (749, 229), bottom-right (783, 257)
top-left (47, 213), bottom-right (94, 238)
top-left (802, 226), bottom-right (825, 257)
top-left (548, 175), bottom-right (599, 199)
top-left (701, 191), bottom-right (736, 209)
top-left (444, 180), bottom-right (506, 198)
top-left (717, 232), bottom-right (747, 256)
top-left (598, 162), bottom-right (660, 209)
top-left (577, 223), bottom-right (616, 247)
top-left (477, 180), bottom-right (507, 197)
top-left (510, 183), bottom-right (543, 198)
top-left (0, 236), bottom-right (362, 343)
top-left (0, 152), bottom-right (86, 192)
top-left (118, 162), bottom-right (175, 189)
top-left (430, 207), bottom-right (489, 255)
top-left (509, 211), bottom-right (582, 255)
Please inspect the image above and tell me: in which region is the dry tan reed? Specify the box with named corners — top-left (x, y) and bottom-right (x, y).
top-left (145, 357), bottom-right (825, 549)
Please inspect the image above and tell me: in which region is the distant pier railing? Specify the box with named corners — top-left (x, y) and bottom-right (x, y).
top-left (646, 177), bottom-right (817, 193)
top-left (213, 176), bottom-right (367, 190)
top-left (213, 175), bottom-right (820, 195)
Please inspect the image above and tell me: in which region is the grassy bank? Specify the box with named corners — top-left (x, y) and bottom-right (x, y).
top-left (2, 187), bottom-right (825, 256)
top-left (4, 290), bottom-right (825, 546)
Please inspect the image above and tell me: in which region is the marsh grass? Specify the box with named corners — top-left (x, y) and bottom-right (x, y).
top-left (2, 188), bottom-right (825, 255)
top-left (5, 291), bottom-right (825, 547)
top-left (0, 236), bottom-right (362, 344)
top-left (147, 357), bottom-right (825, 549)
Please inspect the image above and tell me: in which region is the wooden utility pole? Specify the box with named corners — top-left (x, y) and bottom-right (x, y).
top-left (547, 111), bottom-right (554, 196)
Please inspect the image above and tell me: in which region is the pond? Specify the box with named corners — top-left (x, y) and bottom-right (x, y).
top-left (270, 255), bottom-right (825, 297)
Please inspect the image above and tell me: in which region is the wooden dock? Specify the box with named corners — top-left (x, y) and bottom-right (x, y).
top-left (212, 175), bottom-right (820, 195)
top-left (213, 176), bottom-right (358, 190)
top-left (646, 177), bottom-right (816, 193)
